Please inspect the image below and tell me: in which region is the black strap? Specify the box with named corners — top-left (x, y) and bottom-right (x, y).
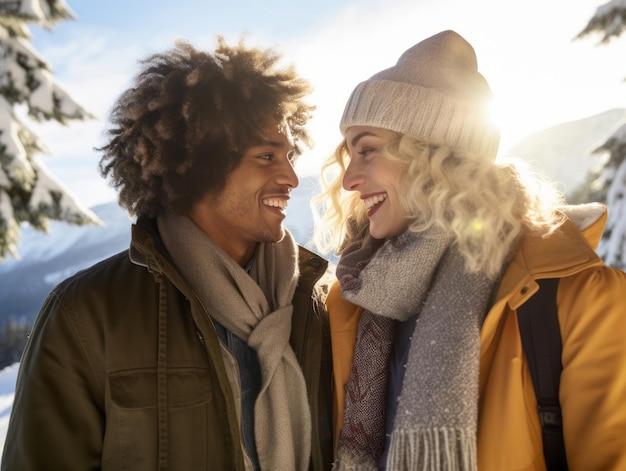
top-left (517, 278), bottom-right (569, 470)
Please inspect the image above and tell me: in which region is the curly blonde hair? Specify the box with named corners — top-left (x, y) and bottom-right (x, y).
top-left (99, 37), bottom-right (313, 217)
top-left (313, 131), bottom-right (566, 278)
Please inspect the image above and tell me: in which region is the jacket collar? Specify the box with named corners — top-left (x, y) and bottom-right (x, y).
top-left (496, 203), bottom-right (607, 309)
top-left (129, 216), bottom-right (168, 270)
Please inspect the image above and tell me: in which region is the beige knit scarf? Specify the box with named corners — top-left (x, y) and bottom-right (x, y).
top-left (158, 212), bottom-right (311, 471)
top-left (334, 224), bottom-right (495, 471)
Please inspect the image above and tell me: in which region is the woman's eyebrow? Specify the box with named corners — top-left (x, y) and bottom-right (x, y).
top-left (349, 131), bottom-right (376, 148)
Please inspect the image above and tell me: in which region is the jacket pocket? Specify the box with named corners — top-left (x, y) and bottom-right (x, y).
top-left (104, 367), bottom-right (215, 470)
top-left (109, 366), bottom-right (212, 409)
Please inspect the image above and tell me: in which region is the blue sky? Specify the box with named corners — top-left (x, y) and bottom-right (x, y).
top-left (27, 0), bottom-right (626, 207)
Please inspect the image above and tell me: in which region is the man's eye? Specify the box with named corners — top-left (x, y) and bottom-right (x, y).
top-left (258, 154), bottom-right (273, 161)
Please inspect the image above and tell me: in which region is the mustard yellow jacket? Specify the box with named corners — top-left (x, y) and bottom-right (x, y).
top-left (328, 205), bottom-right (626, 470)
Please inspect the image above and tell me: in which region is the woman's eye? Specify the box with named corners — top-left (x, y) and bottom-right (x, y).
top-left (258, 154), bottom-right (273, 161)
top-left (358, 147), bottom-right (376, 158)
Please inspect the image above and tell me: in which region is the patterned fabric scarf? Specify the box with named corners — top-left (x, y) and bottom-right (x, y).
top-left (158, 212), bottom-right (311, 471)
top-left (334, 224), bottom-right (496, 471)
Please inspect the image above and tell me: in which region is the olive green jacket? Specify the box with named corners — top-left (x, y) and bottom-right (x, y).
top-left (2, 217), bottom-right (333, 470)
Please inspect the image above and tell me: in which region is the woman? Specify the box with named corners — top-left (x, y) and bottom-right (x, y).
top-left (314, 30), bottom-right (626, 471)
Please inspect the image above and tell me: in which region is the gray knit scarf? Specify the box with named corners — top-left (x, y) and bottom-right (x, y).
top-left (158, 212), bottom-right (311, 471)
top-left (334, 224), bottom-right (495, 471)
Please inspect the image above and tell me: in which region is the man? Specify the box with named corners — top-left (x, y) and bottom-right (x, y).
top-left (2, 38), bottom-right (333, 470)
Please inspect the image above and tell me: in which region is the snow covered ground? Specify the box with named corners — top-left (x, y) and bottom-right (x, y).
top-left (0, 363), bottom-right (18, 455)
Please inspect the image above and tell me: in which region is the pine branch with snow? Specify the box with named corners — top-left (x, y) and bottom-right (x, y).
top-left (576, 0), bottom-right (626, 43)
top-left (0, 0), bottom-right (100, 262)
top-left (591, 123), bottom-right (626, 269)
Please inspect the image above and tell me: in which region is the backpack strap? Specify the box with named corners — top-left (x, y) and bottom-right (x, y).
top-left (517, 278), bottom-right (569, 470)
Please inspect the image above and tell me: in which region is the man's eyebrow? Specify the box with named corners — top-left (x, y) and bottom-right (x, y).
top-left (264, 140), bottom-right (287, 148)
top-left (251, 139), bottom-right (289, 149)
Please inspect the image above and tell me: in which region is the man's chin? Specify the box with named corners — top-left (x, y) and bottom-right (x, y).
top-left (262, 225), bottom-right (286, 243)
top-left (275, 226), bottom-right (287, 242)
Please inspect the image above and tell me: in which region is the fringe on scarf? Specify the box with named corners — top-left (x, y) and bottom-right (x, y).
top-left (385, 427), bottom-right (477, 471)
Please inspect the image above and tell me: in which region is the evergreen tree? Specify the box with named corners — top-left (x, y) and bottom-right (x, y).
top-left (577, 0), bottom-right (626, 270)
top-left (0, 0), bottom-right (99, 261)
top-left (0, 316), bottom-right (29, 369)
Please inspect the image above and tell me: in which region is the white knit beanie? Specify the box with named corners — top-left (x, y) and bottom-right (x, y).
top-left (340, 30), bottom-right (500, 161)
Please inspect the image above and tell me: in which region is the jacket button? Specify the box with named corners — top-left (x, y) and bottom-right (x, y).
top-left (520, 286), bottom-right (529, 295)
top-left (309, 257), bottom-right (321, 267)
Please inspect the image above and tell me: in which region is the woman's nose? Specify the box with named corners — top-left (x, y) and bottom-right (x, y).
top-left (342, 159), bottom-right (363, 191)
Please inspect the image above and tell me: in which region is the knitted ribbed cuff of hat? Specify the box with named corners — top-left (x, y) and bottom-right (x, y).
top-left (340, 79), bottom-right (500, 160)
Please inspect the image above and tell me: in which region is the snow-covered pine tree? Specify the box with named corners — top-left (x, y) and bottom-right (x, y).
top-left (589, 124), bottom-right (626, 268)
top-left (577, 0), bottom-right (626, 270)
top-left (0, 0), bottom-right (99, 261)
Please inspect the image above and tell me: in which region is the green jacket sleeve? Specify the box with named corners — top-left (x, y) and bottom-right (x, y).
top-left (2, 286), bottom-right (105, 471)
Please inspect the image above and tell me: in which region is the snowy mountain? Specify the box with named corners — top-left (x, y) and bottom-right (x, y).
top-left (507, 108), bottom-right (626, 195)
top-left (0, 201), bottom-right (131, 326)
top-left (0, 175), bottom-right (323, 327)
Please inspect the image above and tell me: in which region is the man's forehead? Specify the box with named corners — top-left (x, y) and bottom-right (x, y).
top-left (256, 120), bottom-right (294, 147)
